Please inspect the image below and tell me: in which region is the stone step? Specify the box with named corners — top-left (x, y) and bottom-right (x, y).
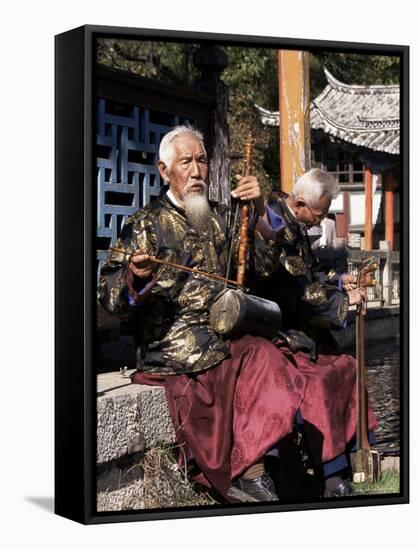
top-left (96, 370), bottom-right (210, 511)
top-left (97, 369), bottom-right (175, 466)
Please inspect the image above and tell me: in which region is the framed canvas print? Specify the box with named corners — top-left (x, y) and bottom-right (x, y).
top-left (55, 25), bottom-right (409, 524)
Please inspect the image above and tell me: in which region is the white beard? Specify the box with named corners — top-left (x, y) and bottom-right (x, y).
top-left (182, 182), bottom-right (211, 232)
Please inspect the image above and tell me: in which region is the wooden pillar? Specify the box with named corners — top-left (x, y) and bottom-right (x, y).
top-left (342, 191), bottom-right (349, 239)
top-left (364, 166), bottom-right (373, 251)
top-left (383, 171), bottom-right (395, 251)
top-left (278, 50), bottom-right (311, 194)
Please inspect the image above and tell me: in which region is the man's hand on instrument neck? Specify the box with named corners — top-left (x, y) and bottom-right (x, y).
top-left (341, 273), bottom-right (357, 291)
top-left (231, 174), bottom-right (268, 220)
top-left (342, 273), bottom-right (369, 292)
top-left (347, 287), bottom-right (367, 315)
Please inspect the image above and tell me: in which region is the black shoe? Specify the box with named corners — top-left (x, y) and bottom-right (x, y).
top-left (231, 473), bottom-right (279, 502)
top-left (323, 476), bottom-right (354, 498)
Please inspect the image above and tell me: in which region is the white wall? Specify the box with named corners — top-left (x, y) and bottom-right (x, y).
top-left (348, 191), bottom-right (383, 227)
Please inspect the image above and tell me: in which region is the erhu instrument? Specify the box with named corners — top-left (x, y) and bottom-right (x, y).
top-left (350, 257), bottom-right (382, 484)
top-left (209, 133), bottom-right (282, 339)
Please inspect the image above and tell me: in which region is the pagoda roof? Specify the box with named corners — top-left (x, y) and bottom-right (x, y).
top-left (256, 68), bottom-right (399, 155)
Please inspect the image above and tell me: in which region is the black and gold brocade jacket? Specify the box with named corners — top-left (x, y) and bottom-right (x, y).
top-left (98, 191), bottom-right (279, 375)
top-left (258, 193), bottom-right (349, 331)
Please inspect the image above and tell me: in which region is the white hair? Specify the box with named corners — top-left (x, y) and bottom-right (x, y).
top-left (159, 126), bottom-right (206, 168)
top-left (291, 168), bottom-right (339, 206)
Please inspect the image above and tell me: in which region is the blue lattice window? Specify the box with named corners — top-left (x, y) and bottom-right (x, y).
top-left (96, 98), bottom-right (191, 278)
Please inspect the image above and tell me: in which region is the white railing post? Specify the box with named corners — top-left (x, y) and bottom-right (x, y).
top-left (380, 240), bottom-right (393, 306)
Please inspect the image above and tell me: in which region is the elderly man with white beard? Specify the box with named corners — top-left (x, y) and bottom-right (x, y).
top-left (98, 126), bottom-right (377, 504)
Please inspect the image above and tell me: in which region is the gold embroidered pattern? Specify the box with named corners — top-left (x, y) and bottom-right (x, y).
top-left (135, 229), bottom-right (155, 256)
top-left (210, 215), bottom-right (225, 249)
top-left (158, 277), bottom-right (177, 289)
top-left (109, 284), bottom-right (123, 308)
top-left (327, 270), bottom-right (337, 282)
top-left (159, 211), bottom-right (186, 241)
top-left (283, 226), bottom-right (295, 243)
top-left (303, 281), bottom-right (328, 306)
top-left (177, 294), bottom-right (189, 308)
top-left (337, 294), bottom-right (349, 324)
top-left (284, 255), bottom-right (309, 277)
top-left (191, 242), bottom-right (204, 264)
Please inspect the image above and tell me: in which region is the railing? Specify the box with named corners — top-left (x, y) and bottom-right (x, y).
top-left (96, 97), bottom-right (188, 281)
top-left (314, 242), bottom-right (400, 307)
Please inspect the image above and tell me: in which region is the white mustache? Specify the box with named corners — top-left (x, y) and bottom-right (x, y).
top-left (184, 180), bottom-right (207, 194)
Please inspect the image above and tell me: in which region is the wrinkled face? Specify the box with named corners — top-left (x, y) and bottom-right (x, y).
top-left (294, 194), bottom-right (331, 228)
top-left (157, 136), bottom-right (208, 205)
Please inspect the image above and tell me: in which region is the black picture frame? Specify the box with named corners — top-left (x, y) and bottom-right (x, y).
top-left (55, 24), bottom-right (409, 524)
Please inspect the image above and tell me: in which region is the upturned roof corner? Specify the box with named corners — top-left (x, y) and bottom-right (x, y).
top-left (256, 68), bottom-right (400, 155)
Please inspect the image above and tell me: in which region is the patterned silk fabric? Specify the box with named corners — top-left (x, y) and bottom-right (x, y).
top-left (98, 190), bottom-right (278, 375)
top-left (259, 193), bottom-right (349, 331)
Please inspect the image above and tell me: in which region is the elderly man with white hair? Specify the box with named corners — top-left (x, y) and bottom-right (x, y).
top-left (260, 168), bottom-right (365, 337)
top-left (99, 128), bottom-right (377, 505)
top-left (254, 168), bottom-right (378, 495)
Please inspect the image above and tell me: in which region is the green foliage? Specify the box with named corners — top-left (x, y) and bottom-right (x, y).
top-left (310, 52), bottom-right (400, 97)
top-left (222, 47), bottom-right (279, 196)
top-left (97, 38), bottom-right (199, 86)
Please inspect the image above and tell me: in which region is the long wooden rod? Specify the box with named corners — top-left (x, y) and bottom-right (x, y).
top-left (236, 134), bottom-right (254, 286)
top-left (149, 257), bottom-right (241, 287)
top-left (356, 307), bottom-right (370, 449)
top-left (109, 246), bottom-right (242, 287)
top-left (356, 260), bottom-right (378, 450)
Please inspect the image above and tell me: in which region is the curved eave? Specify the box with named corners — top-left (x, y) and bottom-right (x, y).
top-left (311, 106), bottom-right (399, 155)
top-left (254, 103), bottom-right (279, 127)
top-left (324, 67), bottom-right (399, 95)
top-left (255, 103), bottom-right (399, 155)
top-left (311, 101), bottom-right (400, 134)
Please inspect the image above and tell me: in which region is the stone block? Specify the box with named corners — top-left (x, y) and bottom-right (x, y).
top-left (97, 370), bottom-right (176, 465)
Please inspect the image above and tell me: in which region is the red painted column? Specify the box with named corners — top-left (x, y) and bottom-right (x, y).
top-left (364, 166), bottom-right (373, 251)
top-left (383, 171), bottom-right (395, 251)
top-left (343, 191), bottom-right (349, 240)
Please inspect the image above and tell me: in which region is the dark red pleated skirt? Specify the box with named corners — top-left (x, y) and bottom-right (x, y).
top-left (133, 335), bottom-right (377, 498)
